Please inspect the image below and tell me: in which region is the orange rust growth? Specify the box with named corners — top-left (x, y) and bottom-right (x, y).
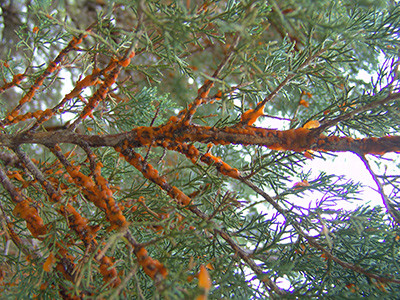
top-left (198, 264), bottom-right (212, 290)
top-left (93, 161), bottom-right (129, 230)
top-left (115, 143), bottom-right (193, 207)
top-left (1, 31), bottom-right (90, 127)
top-left (293, 180), bottom-right (310, 189)
top-left (8, 170), bottom-right (25, 182)
top-left (118, 50), bottom-right (135, 67)
top-left (299, 99), bottom-right (309, 107)
top-left (0, 29), bottom-right (138, 293)
top-left (198, 80), bottom-right (214, 98)
top-left (172, 79), bottom-right (216, 124)
top-left (169, 116), bottom-right (178, 123)
top-left (43, 252), bottom-right (56, 272)
top-left (11, 195), bottom-right (79, 284)
top-left (118, 58), bottom-right (131, 67)
top-left (44, 176), bottom-right (120, 287)
top-left (38, 150), bottom-right (121, 287)
top-left (202, 153), bottom-right (240, 179)
top-left (268, 128), bottom-right (314, 152)
top-left (303, 120), bottom-right (320, 129)
top-left (60, 204), bottom-right (99, 245)
top-left (195, 264), bottom-right (212, 300)
top-left (1, 14), bottom-right (399, 297)
top-left (345, 283), bottom-right (357, 293)
top-left (53, 148), bottom-right (127, 233)
top-left (0, 73), bottom-right (26, 93)
top-left (13, 199), bottom-right (46, 238)
top-left (210, 90), bottom-right (223, 104)
top-left (241, 103), bottom-right (265, 126)
top-left (99, 256), bottom-right (121, 286)
top-left (135, 247), bottom-right (168, 279)
top-left (319, 134), bottom-right (400, 155)
top-left (303, 150), bottom-right (314, 159)
top-left (78, 63), bottom-right (120, 122)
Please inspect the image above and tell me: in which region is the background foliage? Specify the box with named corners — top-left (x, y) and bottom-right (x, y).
top-left (0, 0), bottom-right (400, 298)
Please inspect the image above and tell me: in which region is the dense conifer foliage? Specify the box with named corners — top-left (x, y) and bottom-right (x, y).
top-left (0, 0), bottom-right (399, 298)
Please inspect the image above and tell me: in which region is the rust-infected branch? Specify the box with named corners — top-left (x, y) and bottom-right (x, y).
top-left (1, 125), bottom-right (399, 155)
top-left (238, 46), bottom-right (332, 126)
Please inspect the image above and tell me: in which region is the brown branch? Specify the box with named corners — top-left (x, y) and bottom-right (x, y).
top-left (214, 228), bottom-right (286, 297)
top-left (242, 169), bottom-right (400, 286)
top-left (0, 164), bottom-right (80, 285)
top-left (3, 117), bottom-right (399, 293)
top-left (177, 33), bottom-right (241, 124)
top-left (239, 177), bottom-right (287, 215)
top-left (0, 151), bottom-right (23, 168)
top-left (304, 233), bottom-right (400, 285)
top-left (0, 30), bottom-right (92, 128)
top-left (1, 124), bottom-right (400, 155)
top-left (0, 164), bottom-right (24, 203)
top-left (317, 91), bottom-right (400, 134)
top-left (116, 142), bottom-right (287, 295)
top-left (13, 147), bottom-right (58, 196)
top-left (356, 153), bottom-right (400, 226)
top-left (0, 203), bottom-right (43, 259)
top-left (238, 45), bottom-right (332, 126)
top-left (68, 6), bottom-right (145, 132)
top-left (13, 147), bottom-right (123, 287)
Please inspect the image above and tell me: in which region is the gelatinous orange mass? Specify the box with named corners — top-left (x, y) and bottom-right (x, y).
top-left (198, 265), bottom-right (212, 290)
top-left (43, 252), bottom-right (56, 272)
top-left (241, 104), bottom-right (265, 126)
top-left (303, 120), bottom-right (320, 129)
top-left (299, 99), bottom-right (309, 107)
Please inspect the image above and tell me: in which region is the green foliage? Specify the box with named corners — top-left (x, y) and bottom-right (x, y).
top-left (0, 0), bottom-right (399, 299)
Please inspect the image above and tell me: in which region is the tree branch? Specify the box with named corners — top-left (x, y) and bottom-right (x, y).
top-left (356, 153), bottom-right (400, 226)
top-left (1, 125), bottom-right (399, 155)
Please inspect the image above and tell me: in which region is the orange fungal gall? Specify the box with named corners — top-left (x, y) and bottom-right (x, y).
top-left (293, 180), bottom-right (310, 189)
top-left (303, 120), bottom-right (320, 129)
top-left (43, 252), bottom-right (56, 272)
top-left (118, 57), bottom-right (131, 67)
top-left (241, 104), bottom-right (265, 126)
top-left (198, 265), bottom-right (212, 290)
top-left (299, 99), bottom-right (309, 107)
top-left (169, 116), bottom-right (178, 123)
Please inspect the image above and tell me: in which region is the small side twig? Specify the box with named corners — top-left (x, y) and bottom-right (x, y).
top-left (356, 152), bottom-right (400, 226)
